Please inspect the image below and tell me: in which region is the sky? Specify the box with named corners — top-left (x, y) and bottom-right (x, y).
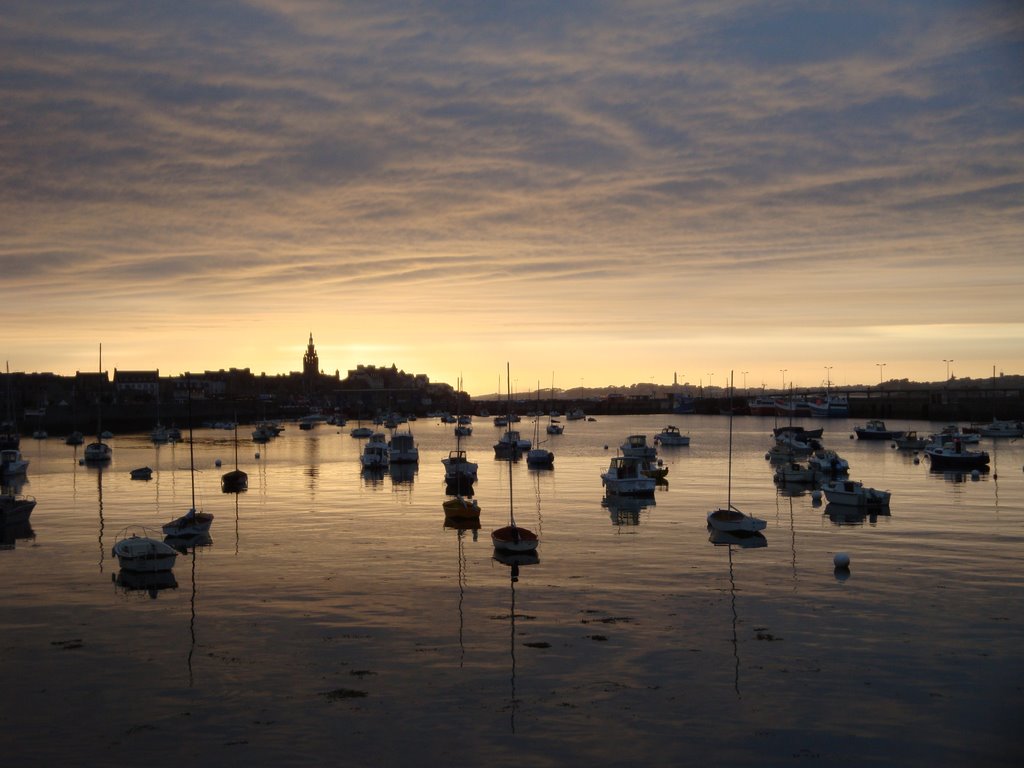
top-left (2, 1), bottom-right (1022, 395)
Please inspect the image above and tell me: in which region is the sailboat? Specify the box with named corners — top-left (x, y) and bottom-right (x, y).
top-left (163, 377), bottom-right (214, 537)
top-left (526, 381), bottom-right (554, 468)
top-left (442, 376), bottom-right (478, 493)
top-left (83, 345), bottom-right (112, 463)
top-left (1, 362), bottom-right (21, 450)
top-left (707, 372), bottom-right (767, 534)
top-left (221, 417), bottom-right (248, 493)
top-left (545, 374), bottom-right (564, 435)
top-left (492, 364), bottom-right (539, 553)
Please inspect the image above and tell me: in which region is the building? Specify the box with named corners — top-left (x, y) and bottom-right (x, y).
top-left (113, 369), bottom-right (160, 402)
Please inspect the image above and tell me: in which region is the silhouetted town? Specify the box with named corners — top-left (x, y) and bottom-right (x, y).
top-left (2, 334), bottom-right (1023, 434)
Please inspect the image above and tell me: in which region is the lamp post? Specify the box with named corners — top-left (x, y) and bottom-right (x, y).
top-left (824, 365), bottom-right (833, 395)
top-left (780, 369), bottom-right (787, 392)
top-left (741, 371), bottom-right (749, 396)
top-left (943, 359), bottom-right (953, 382)
top-left (876, 362), bottom-right (886, 385)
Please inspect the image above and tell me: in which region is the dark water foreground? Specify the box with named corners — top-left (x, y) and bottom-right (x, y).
top-left (2, 415), bottom-right (1022, 766)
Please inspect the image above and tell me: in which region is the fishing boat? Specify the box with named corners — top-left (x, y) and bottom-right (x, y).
top-left (442, 495), bottom-right (480, 519)
top-left (112, 526), bottom-right (178, 572)
top-left (221, 420), bottom-right (248, 493)
top-left (822, 479), bottom-right (891, 508)
top-left (747, 396), bottom-right (779, 416)
top-left (360, 432), bottom-right (390, 470)
top-left (975, 419), bottom-right (1024, 438)
top-left (388, 429), bottom-right (419, 464)
top-left (0, 448), bottom-right (28, 476)
top-left (854, 420), bottom-right (905, 440)
top-left (807, 394), bottom-right (849, 418)
top-left (619, 434), bottom-right (657, 460)
top-left (162, 383), bottom-right (214, 537)
top-left (654, 425), bottom-right (690, 446)
top-left (807, 449), bottom-right (850, 478)
top-left (773, 460), bottom-right (816, 485)
top-left (924, 440), bottom-right (990, 470)
top-left (0, 492), bottom-right (35, 524)
top-left (893, 431), bottom-right (928, 450)
top-left (708, 372), bottom-right (767, 534)
top-left (494, 429), bottom-right (531, 458)
top-left (601, 454), bottom-right (656, 496)
top-left (492, 364), bottom-right (539, 554)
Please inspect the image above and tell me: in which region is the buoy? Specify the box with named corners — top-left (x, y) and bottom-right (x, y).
top-left (811, 489), bottom-right (822, 502)
top-left (764, 452), bottom-right (771, 460)
top-left (255, 452), bottom-right (260, 459)
top-left (971, 469), bottom-right (980, 481)
top-left (603, 444), bottom-right (608, 450)
top-left (849, 434), bottom-right (854, 439)
top-left (834, 552), bottom-right (850, 569)
top-left (215, 459), bottom-right (222, 467)
top-left (913, 456), bottom-right (920, 464)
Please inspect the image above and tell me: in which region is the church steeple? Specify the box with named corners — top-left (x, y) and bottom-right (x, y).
top-left (303, 333), bottom-right (319, 380)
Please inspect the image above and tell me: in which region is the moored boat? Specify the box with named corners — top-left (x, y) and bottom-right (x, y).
top-left (360, 433), bottom-right (390, 470)
top-left (854, 420), bottom-right (904, 440)
top-left (924, 440), bottom-right (990, 470)
top-left (654, 425), bottom-right (690, 446)
top-left (894, 430), bottom-right (928, 450)
top-left (601, 454), bottom-right (656, 497)
top-left (975, 419), bottom-right (1023, 438)
top-left (111, 526), bottom-right (178, 572)
top-left (0, 492), bottom-right (35, 524)
top-left (822, 479), bottom-right (891, 507)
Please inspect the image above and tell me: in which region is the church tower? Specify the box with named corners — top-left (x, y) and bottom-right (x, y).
top-left (303, 333), bottom-right (319, 385)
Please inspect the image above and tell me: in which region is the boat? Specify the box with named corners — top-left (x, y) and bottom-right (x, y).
top-left (619, 434), bottom-right (657, 460)
top-left (654, 425), bottom-right (690, 446)
top-left (492, 364), bottom-right (539, 554)
top-left (566, 408), bottom-right (585, 421)
top-left (525, 384), bottom-right (554, 468)
top-left (707, 372), bottom-right (767, 534)
top-left (111, 525), bottom-right (178, 572)
top-left (775, 396), bottom-right (810, 417)
top-left (493, 429), bottom-right (530, 458)
top-left (388, 429), bottom-right (419, 464)
top-left (454, 423), bottom-right (473, 437)
top-left (640, 458), bottom-right (669, 481)
top-left (442, 495), bottom-right (480, 519)
top-left (807, 394), bottom-right (849, 418)
top-left (1, 364), bottom-right (20, 450)
top-left (221, 420), bottom-right (248, 493)
top-left (854, 420), bottom-right (905, 440)
top-left (772, 430), bottom-right (817, 455)
top-left (822, 479), bottom-right (891, 508)
top-left (65, 431), bottom-right (84, 446)
top-left (546, 419), bottom-right (564, 435)
top-left (349, 423), bottom-right (374, 438)
top-left (84, 344), bottom-right (112, 463)
top-left (747, 396), bottom-right (779, 416)
top-left (601, 455), bottom-right (656, 496)
top-left (975, 419), bottom-right (1024, 438)
top-left (773, 460), bottom-right (816, 485)
top-left (443, 377), bottom-right (478, 493)
top-left (0, 492), bottom-right (35, 525)
top-left (772, 425), bottom-right (824, 440)
top-left (163, 384), bottom-right (214, 537)
top-left (807, 449), bottom-right (850, 477)
top-left (933, 424), bottom-right (980, 445)
top-left (360, 432), bottom-right (390, 470)
top-left (0, 448), bottom-right (28, 476)
top-left (129, 466), bottom-right (153, 481)
top-left (893, 431), bottom-right (928, 450)
top-left (924, 439), bottom-right (990, 470)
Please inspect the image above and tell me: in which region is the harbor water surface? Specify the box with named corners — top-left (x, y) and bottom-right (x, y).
top-left (2, 415), bottom-right (1023, 766)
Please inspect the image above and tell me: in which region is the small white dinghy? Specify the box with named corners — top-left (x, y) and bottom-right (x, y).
top-left (111, 526), bottom-right (178, 572)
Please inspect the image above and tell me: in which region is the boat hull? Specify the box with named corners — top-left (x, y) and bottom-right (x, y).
top-left (491, 525), bottom-right (539, 552)
top-left (706, 507), bottom-right (767, 533)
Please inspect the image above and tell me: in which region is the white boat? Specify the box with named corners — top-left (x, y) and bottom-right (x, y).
top-left (772, 431), bottom-right (815, 455)
top-left (807, 449), bottom-right (850, 477)
top-left (111, 526), bottom-right (178, 572)
top-left (0, 492), bottom-right (35, 524)
top-left (0, 448), bottom-right (29, 476)
top-left (360, 433), bottom-right (390, 469)
top-left (388, 429), bottom-right (419, 464)
top-left (619, 434), bottom-right (657, 460)
top-left (492, 364), bottom-right (539, 554)
top-left (654, 425), bottom-right (690, 446)
top-left (822, 479), bottom-right (891, 507)
top-left (773, 460), bottom-right (816, 484)
top-left (748, 396), bottom-right (778, 416)
top-left (707, 372), bottom-right (767, 534)
top-left (975, 419), bottom-right (1024, 438)
top-left (442, 450), bottom-right (478, 484)
top-left (601, 455), bottom-right (656, 496)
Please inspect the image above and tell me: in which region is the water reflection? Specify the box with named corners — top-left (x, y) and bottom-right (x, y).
top-left (0, 519), bottom-right (35, 550)
top-left (709, 528), bottom-right (766, 698)
top-left (823, 503), bottom-right (892, 526)
top-left (493, 551), bottom-right (539, 734)
top-left (113, 569), bottom-right (178, 599)
top-left (445, 519), bottom-right (479, 667)
top-left (602, 494), bottom-right (655, 526)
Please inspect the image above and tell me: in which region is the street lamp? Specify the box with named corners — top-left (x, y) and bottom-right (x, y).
top-left (707, 372), bottom-right (714, 393)
top-left (780, 369), bottom-right (787, 392)
top-left (876, 362), bottom-right (886, 385)
top-left (741, 371), bottom-right (749, 395)
top-left (943, 359), bottom-right (953, 381)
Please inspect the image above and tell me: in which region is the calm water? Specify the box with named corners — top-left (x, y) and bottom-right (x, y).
top-left (3, 415), bottom-right (1023, 766)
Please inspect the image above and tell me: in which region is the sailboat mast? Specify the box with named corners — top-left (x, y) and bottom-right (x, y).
top-left (727, 370), bottom-right (734, 508)
top-left (507, 362), bottom-right (515, 529)
top-left (188, 374), bottom-right (196, 511)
